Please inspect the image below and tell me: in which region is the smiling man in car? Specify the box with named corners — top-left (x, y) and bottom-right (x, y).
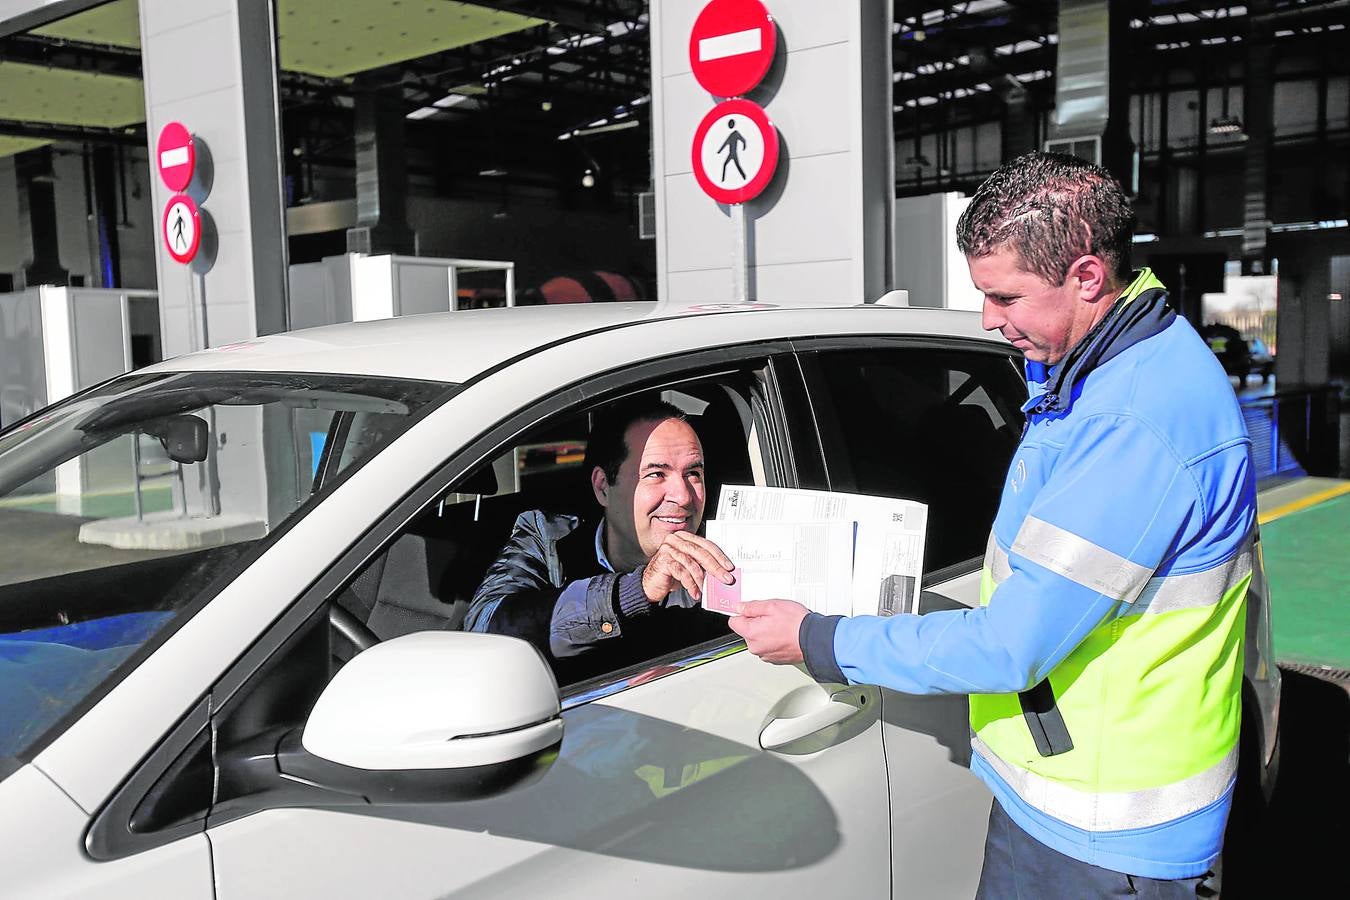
top-left (465, 398), bottom-right (735, 682)
top-left (734, 152), bottom-right (1258, 899)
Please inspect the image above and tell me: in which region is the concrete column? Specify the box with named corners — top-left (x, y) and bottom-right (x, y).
top-left (652, 0), bottom-right (894, 305)
top-left (138, 0), bottom-right (289, 358)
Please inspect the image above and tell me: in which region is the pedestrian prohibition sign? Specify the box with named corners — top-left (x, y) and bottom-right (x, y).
top-left (691, 98), bottom-right (779, 205)
top-left (688, 0), bottom-right (776, 98)
top-left (156, 122), bottom-right (196, 193)
top-left (162, 194), bottom-right (201, 265)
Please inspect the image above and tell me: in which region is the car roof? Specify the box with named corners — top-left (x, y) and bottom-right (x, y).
top-left (143, 301), bottom-right (1000, 383)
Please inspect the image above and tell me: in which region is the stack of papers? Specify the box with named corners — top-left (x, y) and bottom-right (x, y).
top-left (702, 485), bottom-right (928, 619)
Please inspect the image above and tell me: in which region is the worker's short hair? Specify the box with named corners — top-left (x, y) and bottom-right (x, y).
top-left (584, 397), bottom-right (689, 485)
top-left (955, 151), bottom-right (1137, 286)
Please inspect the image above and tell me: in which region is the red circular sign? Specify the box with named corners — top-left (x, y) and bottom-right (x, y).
top-left (688, 0), bottom-right (776, 98)
top-left (691, 98), bottom-right (779, 205)
top-left (156, 122), bottom-right (196, 192)
top-left (162, 193), bottom-right (201, 264)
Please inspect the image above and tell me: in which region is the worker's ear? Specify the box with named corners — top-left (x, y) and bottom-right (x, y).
top-left (1069, 254), bottom-right (1111, 303)
top-left (591, 466), bottom-right (611, 509)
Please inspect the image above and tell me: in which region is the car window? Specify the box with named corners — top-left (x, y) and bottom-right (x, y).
top-left (0, 371), bottom-right (455, 771)
top-left (803, 346), bottom-right (1025, 572)
top-left (316, 370), bottom-right (771, 688)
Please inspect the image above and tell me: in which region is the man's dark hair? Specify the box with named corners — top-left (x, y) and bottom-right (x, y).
top-left (583, 397), bottom-right (689, 484)
top-left (955, 151), bottom-right (1136, 286)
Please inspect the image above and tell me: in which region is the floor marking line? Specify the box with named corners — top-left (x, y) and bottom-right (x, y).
top-left (1259, 482), bottom-right (1350, 525)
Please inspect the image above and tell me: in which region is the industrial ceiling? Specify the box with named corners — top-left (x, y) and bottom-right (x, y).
top-left (0, 0), bottom-right (1345, 198)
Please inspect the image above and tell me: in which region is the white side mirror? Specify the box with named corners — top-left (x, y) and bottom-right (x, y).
top-left (302, 631), bottom-right (562, 771)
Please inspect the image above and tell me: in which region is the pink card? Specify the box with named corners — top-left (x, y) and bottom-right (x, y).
top-left (702, 567), bottom-right (743, 616)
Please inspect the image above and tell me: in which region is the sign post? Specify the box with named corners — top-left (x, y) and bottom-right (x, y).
top-left (688, 0), bottom-right (779, 303)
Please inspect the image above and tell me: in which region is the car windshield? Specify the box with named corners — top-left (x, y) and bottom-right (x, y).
top-left (0, 370), bottom-right (456, 775)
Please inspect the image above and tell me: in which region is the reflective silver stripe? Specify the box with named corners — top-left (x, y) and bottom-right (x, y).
top-left (972, 736), bottom-right (1238, 831)
top-left (985, 532), bottom-right (1012, 584)
top-left (1011, 516), bottom-right (1152, 603)
top-left (1129, 543), bottom-right (1254, 616)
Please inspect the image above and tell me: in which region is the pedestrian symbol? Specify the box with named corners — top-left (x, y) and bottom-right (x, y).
top-left (719, 119), bottom-right (747, 182)
top-left (172, 208), bottom-right (187, 250)
top-left (691, 98), bottom-right (778, 204)
top-left (700, 110), bottom-right (765, 191)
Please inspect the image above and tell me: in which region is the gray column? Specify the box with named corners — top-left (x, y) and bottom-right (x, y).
top-left (138, 0), bottom-right (289, 358)
top-left (652, 0), bottom-right (894, 304)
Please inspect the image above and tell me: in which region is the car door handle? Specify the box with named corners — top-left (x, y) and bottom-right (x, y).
top-left (759, 688), bottom-right (872, 751)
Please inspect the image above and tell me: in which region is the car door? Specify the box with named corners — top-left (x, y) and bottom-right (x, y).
top-left (795, 338), bottom-right (1029, 898)
top-left (200, 343), bottom-right (894, 899)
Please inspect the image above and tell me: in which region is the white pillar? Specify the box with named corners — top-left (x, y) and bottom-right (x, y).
top-left (652, 0), bottom-right (895, 305)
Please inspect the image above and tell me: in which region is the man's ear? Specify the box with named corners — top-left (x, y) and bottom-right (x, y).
top-left (1070, 254), bottom-right (1111, 302)
top-left (591, 466), bottom-right (611, 509)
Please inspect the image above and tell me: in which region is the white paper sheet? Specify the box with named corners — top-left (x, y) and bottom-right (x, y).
top-left (701, 519), bottom-right (855, 616)
top-left (715, 485), bottom-right (928, 617)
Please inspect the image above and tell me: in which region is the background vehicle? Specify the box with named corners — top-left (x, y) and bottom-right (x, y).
top-left (1201, 322), bottom-right (1276, 384)
top-left (0, 303), bottom-right (1279, 898)
top-left (1248, 337), bottom-right (1276, 384)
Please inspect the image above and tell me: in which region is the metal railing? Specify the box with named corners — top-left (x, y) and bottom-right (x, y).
top-left (1241, 386), bottom-right (1341, 481)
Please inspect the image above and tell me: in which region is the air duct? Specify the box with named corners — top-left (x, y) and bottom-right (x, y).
top-left (1050, 0), bottom-right (1134, 191)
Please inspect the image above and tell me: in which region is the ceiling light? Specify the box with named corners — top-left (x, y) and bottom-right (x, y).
top-left (479, 168), bottom-right (507, 177)
top-left (581, 169), bottom-right (595, 188)
top-left (571, 119), bottom-right (640, 138)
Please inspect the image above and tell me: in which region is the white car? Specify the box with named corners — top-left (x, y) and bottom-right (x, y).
top-left (0, 302), bottom-right (1279, 898)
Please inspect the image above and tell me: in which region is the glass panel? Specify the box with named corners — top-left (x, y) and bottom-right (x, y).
top-left (0, 370), bottom-right (455, 770)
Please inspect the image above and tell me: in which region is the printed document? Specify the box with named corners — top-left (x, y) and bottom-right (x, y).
top-left (711, 485), bottom-right (928, 617)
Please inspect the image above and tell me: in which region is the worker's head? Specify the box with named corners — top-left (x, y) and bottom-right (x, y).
top-left (586, 398), bottom-right (706, 572)
top-left (956, 151), bottom-right (1136, 366)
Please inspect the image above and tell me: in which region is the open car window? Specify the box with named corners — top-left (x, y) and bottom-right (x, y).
top-left (322, 371), bottom-right (771, 694)
top-left (0, 371), bottom-right (456, 773)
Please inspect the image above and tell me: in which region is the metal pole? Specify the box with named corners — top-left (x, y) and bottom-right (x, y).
top-left (1271, 399), bottom-right (1280, 472)
top-left (131, 436), bottom-right (144, 522)
top-left (731, 202), bottom-right (749, 302)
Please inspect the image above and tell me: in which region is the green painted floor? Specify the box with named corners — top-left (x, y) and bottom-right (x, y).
top-left (1260, 488), bottom-right (1350, 670)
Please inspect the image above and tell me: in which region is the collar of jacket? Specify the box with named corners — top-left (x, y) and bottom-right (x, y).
top-left (1023, 268), bottom-right (1173, 415)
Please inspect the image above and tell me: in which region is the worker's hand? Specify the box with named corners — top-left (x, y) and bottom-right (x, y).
top-left (641, 532), bottom-right (735, 602)
top-left (730, 599), bottom-right (809, 664)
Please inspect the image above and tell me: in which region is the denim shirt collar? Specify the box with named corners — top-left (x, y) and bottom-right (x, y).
top-left (594, 519), bottom-right (614, 573)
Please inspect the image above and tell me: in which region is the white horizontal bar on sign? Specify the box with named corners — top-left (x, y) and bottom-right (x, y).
top-left (160, 147), bottom-right (190, 168)
top-left (699, 27), bottom-right (761, 62)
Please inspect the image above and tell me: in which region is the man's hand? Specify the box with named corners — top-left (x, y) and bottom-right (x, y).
top-left (730, 599), bottom-right (809, 664)
top-left (641, 532), bottom-right (735, 602)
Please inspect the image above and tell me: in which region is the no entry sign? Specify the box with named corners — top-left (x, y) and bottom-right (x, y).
top-left (156, 122), bottom-right (196, 193)
top-left (688, 0), bottom-right (776, 98)
top-left (691, 98), bottom-right (779, 205)
top-left (162, 194), bottom-right (201, 264)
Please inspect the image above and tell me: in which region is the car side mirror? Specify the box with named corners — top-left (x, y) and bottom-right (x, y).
top-left (274, 632), bottom-right (562, 803)
top-left (215, 632), bottom-right (562, 811)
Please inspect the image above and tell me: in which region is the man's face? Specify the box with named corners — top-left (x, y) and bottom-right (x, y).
top-left (595, 417), bottom-right (706, 571)
top-left (969, 248), bottom-right (1096, 366)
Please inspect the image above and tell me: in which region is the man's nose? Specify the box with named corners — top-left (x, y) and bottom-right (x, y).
top-left (981, 297), bottom-right (1005, 332)
top-left (666, 475), bottom-right (694, 506)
